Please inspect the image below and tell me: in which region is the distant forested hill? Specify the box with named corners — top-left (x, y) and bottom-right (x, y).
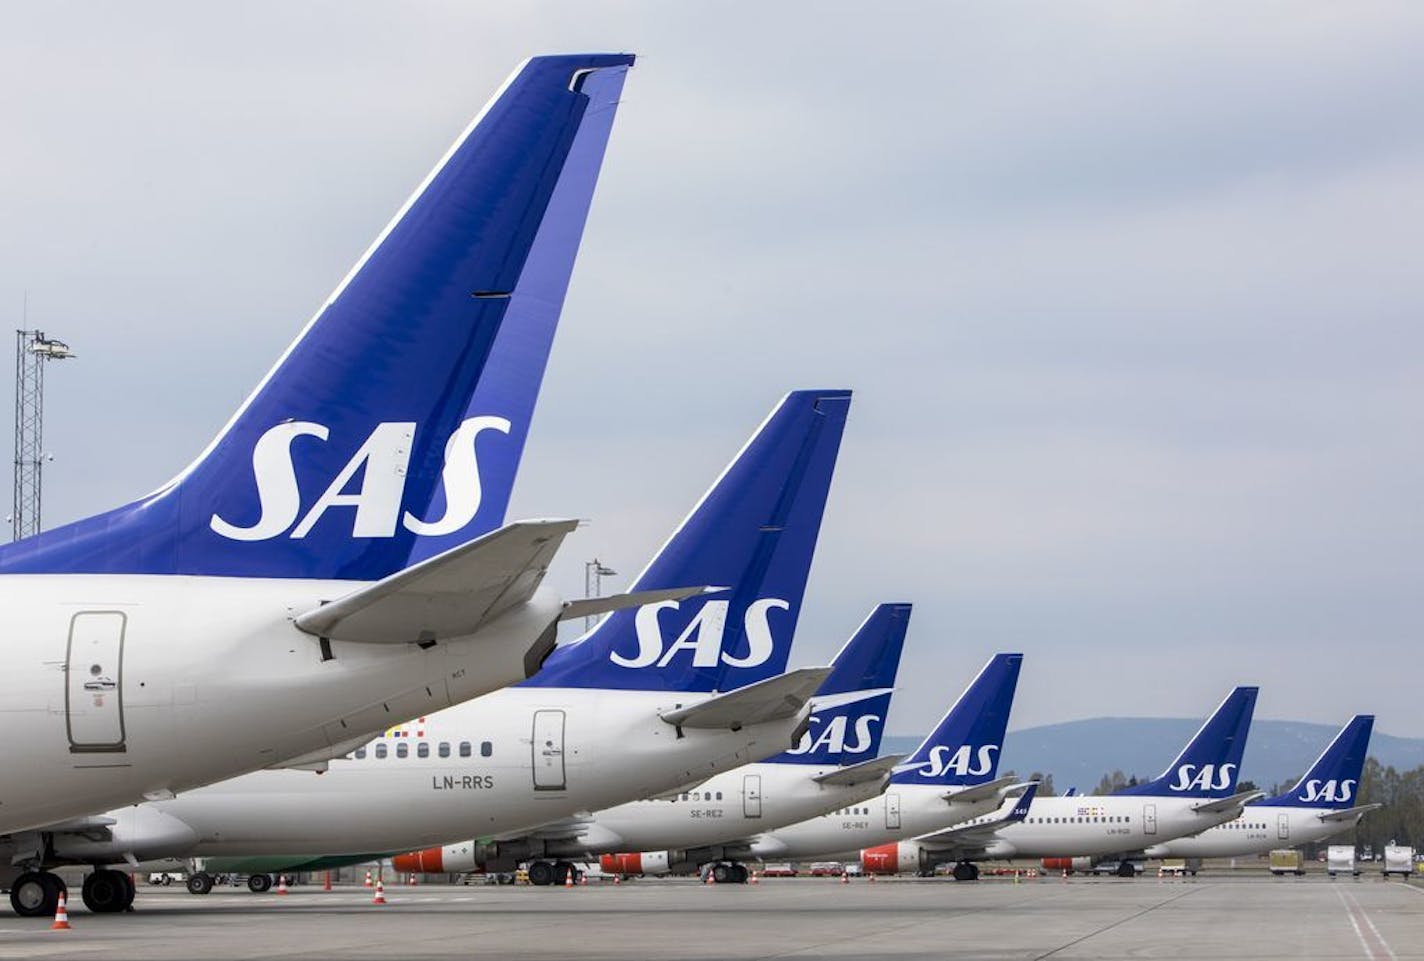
top-left (882, 719), bottom-right (1424, 792)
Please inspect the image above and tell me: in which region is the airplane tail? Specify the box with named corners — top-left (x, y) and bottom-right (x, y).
top-left (524, 390), bottom-right (851, 693)
top-left (0, 54), bottom-right (634, 580)
top-left (890, 652), bottom-right (1023, 787)
top-left (1116, 686), bottom-right (1258, 798)
top-left (763, 603), bottom-right (911, 766)
top-left (1261, 715), bottom-right (1374, 808)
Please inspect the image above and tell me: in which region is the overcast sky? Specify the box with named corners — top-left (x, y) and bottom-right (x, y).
top-left (2, 2), bottom-right (1421, 738)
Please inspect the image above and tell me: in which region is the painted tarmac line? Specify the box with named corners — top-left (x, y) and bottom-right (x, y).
top-left (1338, 887), bottom-right (1397, 961)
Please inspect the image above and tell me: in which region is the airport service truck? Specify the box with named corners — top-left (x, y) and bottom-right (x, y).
top-left (1269, 850), bottom-right (1304, 877)
top-left (1327, 846), bottom-right (1360, 878)
top-left (1381, 846), bottom-right (1415, 878)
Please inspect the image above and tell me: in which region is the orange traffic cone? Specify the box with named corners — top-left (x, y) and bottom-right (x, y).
top-left (51, 892), bottom-right (71, 930)
top-left (750, 870), bottom-right (759, 885)
top-left (840, 872), bottom-right (849, 884)
top-left (276, 875), bottom-right (289, 895)
top-left (563, 871), bottom-right (574, 889)
top-left (323, 871), bottom-right (332, 892)
top-left (613, 874), bottom-right (622, 886)
top-left (372, 880), bottom-right (386, 905)
top-left (867, 872), bottom-right (875, 883)
top-left (364, 870), bottom-right (373, 888)
top-left (408, 873), bottom-right (417, 886)
top-left (580, 872), bottom-right (589, 886)
top-left (704, 871), bottom-right (715, 885)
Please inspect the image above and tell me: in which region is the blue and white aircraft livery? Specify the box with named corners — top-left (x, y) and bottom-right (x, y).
top-left (414, 602), bottom-right (911, 885)
top-left (13, 389), bottom-right (851, 910)
top-left (753, 652), bottom-right (1032, 868)
top-left (1146, 715), bottom-right (1379, 861)
top-left (0, 54), bottom-right (640, 914)
top-left (859, 686), bottom-right (1265, 879)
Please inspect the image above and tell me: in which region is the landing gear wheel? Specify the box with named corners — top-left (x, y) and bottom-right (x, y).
top-left (731, 864), bottom-right (749, 884)
top-left (82, 869), bottom-right (132, 913)
top-left (119, 871), bottom-right (136, 911)
top-left (186, 872), bottom-right (215, 895)
top-left (9, 871), bottom-right (61, 918)
top-left (248, 873), bottom-right (273, 893)
top-left (527, 861), bottom-right (555, 887)
top-left (554, 861), bottom-right (575, 885)
top-left (952, 862), bottom-right (979, 882)
top-left (1116, 861), bottom-right (1135, 878)
top-left (711, 863), bottom-right (733, 884)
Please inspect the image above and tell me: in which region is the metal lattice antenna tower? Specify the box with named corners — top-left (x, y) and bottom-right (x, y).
top-left (12, 329), bottom-right (74, 541)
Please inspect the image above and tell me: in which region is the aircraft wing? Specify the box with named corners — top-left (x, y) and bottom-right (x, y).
top-left (814, 754), bottom-right (907, 787)
top-left (1190, 789), bottom-right (1265, 816)
top-left (659, 667), bottom-right (832, 730)
top-left (915, 783), bottom-right (1038, 856)
top-left (266, 732), bottom-right (375, 773)
top-left (294, 518), bottom-right (578, 644)
top-left (941, 775), bottom-right (1024, 806)
top-left (496, 815), bottom-right (596, 843)
top-left (1317, 803), bottom-right (1383, 824)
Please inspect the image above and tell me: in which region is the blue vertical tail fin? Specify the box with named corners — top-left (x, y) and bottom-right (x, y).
top-left (1117, 686), bottom-right (1259, 798)
top-left (890, 652), bottom-right (1023, 787)
top-left (1262, 715), bottom-right (1374, 808)
top-left (0, 54), bottom-right (634, 580)
top-left (525, 390), bottom-right (852, 692)
top-left (765, 603), bottom-right (911, 766)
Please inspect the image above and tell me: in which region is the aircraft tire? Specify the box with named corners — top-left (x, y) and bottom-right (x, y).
top-left (731, 864), bottom-right (749, 884)
top-left (82, 869), bottom-right (130, 913)
top-left (1116, 861), bottom-right (1135, 878)
top-left (527, 861), bottom-right (555, 886)
top-left (952, 862), bottom-right (978, 882)
top-left (711, 863), bottom-right (734, 884)
top-left (186, 872), bottom-right (215, 895)
top-left (248, 873), bottom-right (273, 893)
top-left (9, 871), bottom-right (61, 918)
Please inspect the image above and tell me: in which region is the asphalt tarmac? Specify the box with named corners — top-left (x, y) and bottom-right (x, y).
top-left (1, 874), bottom-right (1419, 960)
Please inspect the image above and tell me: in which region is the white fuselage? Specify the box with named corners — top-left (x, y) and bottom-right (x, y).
top-left (978, 794), bottom-right (1240, 859)
top-left (542, 760), bottom-right (890, 864)
top-left (749, 783), bottom-right (1004, 862)
top-left (0, 574), bottom-right (557, 836)
top-left (1144, 805), bottom-right (1362, 859)
top-left (43, 685), bottom-right (809, 869)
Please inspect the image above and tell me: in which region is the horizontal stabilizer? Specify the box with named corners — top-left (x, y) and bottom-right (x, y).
top-left (659, 667), bottom-right (832, 730)
top-left (1317, 803), bottom-right (1383, 823)
top-left (813, 753), bottom-right (908, 787)
top-left (295, 519), bottom-right (578, 643)
top-left (917, 784), bottom-right (1037, 853)
top-left (1190, 788), bottom-right (1264, 815)
top-left (559, 586), bottom-right (714, 623)
top-left (942, 775), bottom-right (1023, 806)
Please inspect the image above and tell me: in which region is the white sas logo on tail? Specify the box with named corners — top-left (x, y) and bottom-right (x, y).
top-left (210, 417), bottom-right (510, 541)
top-left (611, 598), bottom-right (788, 669)
top-left (1299, 778), bottom-right (1355, 803)
top-left (905, 744), bottom-right (999, 779)
top-left (1168, 763), bottom-right (1236, 792)
top-left (787, 713), bottom-right (881, 757)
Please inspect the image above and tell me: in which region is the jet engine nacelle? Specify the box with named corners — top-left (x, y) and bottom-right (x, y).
top-left (393, 839), bottom-right (538, 876)
top-left (861, 842), bottom-right (927, 876)
top-left (1040, 857), bottom-right (1094, 875)
top-left (600, 852), bottom-right (673, 876)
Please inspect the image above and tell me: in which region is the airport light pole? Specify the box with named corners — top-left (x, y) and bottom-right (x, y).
top-left (12, 329), bottom-right (74, 541)
top-left (584, 558), bottom-right (617, 632)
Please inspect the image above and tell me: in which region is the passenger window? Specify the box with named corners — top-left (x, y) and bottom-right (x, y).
top-left (396, 743), bottom-right (408, 758)
top-left (375, 743), bottom-right (387, 759)
top-left (354, 747), bottom-right (367, 759)
top-left (417, 742), bottom-right (429, 758)
top-left (681, 794), bottom-right (689, 801)
top-left (459, 741), bottom-right (471, 758)
top-left (716, 792), bottom-right (723, 800)
top-left (481, 741), bottom-right (493, 757)
top-left (438, 742), bottom-right (450, 758)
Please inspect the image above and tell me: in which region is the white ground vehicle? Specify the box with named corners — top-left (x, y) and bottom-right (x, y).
top-left (1327, 845), bottom-right (1359, 878)
top-left (1381, 845), bottom-right (1415, 878)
